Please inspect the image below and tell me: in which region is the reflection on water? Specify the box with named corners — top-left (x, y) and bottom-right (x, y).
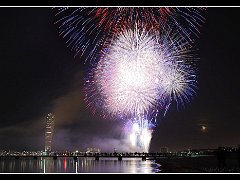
top-left (0, 157), bottom-right (160, 173)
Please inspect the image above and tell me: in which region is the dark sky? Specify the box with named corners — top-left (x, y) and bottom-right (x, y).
top-left (0, 8), bottom-right (239, 152)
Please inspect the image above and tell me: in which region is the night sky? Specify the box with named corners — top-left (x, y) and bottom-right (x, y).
top-left (0, 8), bottom-right (239, 152)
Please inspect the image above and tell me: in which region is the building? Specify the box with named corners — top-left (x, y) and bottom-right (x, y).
top-left (45, 113), bottom-right (55, 152)
top-left (160, 147), bottom-right (168, 153)
top-left (86, 148), bottom-right (101, 153)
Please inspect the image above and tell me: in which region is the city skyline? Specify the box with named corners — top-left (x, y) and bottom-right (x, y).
top-left (0, 8), bottom-right (239, 152)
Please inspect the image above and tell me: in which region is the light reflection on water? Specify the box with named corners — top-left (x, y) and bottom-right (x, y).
top-left (0, 157), bottom-right (160, 173)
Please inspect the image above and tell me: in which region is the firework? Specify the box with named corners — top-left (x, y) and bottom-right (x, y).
top-left (123, 112), bottom-right (158, 152)
top-left (161, 64), bottom-right (197, 114)
top-left (53, 7), bottom-right (205, 63)
top-left (84, 25), bottom-right (197, 118)
top-left (128, 121), bottom-right (153, 152)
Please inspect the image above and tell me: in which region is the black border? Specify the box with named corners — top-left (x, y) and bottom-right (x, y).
top-left (0, 0), bottom-right (239, 6)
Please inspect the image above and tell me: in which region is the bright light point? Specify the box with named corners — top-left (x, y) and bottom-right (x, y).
top-left (201, 125), bottom-right (207, 132)
top-left (133, 123), bottom-right (139, 132)
top-left (130, 134), bottom-right (136, 146)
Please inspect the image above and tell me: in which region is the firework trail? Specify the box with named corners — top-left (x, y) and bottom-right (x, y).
top-left (53, 7), bottom-right (205, 63)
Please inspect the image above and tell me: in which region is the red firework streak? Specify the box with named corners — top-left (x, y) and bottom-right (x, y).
top-left (95, 7), bottom-right (173, 34)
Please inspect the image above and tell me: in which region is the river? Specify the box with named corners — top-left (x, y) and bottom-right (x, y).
top-left (0, 157), bottom-right (161, 173)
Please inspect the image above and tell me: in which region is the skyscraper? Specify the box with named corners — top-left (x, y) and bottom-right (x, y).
top-left (45, 113), bottom-right (55, 152)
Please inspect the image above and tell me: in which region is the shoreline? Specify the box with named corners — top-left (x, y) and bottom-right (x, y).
top-left (155, 156), bottom-right (240, 173)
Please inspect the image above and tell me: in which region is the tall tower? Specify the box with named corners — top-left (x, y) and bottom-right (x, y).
top-left (45, 113), bottom-right (55, 152)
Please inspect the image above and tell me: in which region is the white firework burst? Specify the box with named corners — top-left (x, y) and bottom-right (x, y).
top-left (96, 28), bottom-right (164, 116)
top-left (84, 25), bottom-right (197, 118)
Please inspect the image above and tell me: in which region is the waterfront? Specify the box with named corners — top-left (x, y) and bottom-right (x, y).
top-left (0, 157), bottom-right (160, 173)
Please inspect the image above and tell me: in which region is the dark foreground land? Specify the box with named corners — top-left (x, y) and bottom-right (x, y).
top-left (155, 154), bottom-right (240, 173)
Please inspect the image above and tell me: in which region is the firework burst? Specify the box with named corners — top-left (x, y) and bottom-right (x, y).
top-left (84, 25), bottom-right (197, 118)
top-left (53, 7), bottom-right (205, 63)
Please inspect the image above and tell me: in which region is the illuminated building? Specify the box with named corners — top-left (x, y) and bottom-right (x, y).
top-left (45, 113), bottom-right (55, 152)
top-left (86, 148), bottom-right (101, 153)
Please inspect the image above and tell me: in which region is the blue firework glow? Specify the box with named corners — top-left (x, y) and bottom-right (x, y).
top-left (54, 7), bottom-right (205, 63)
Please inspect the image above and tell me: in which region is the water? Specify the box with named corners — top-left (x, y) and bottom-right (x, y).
top-left (0, 157), bottom-right (161, 173)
